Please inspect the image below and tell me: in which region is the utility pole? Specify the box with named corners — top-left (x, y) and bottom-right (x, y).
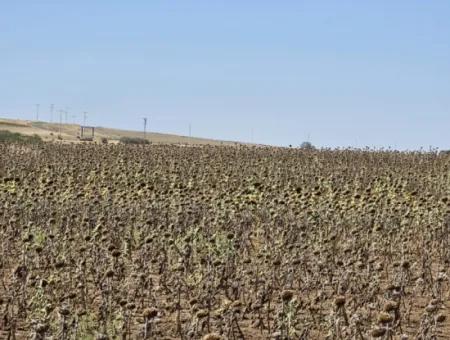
top-left (143, 117), bottom-right (148, 139)
top-left (36, 104), bottom-right (40, 121)
top-left (50, 104), bottom-right (54, 123)
top-left (189, 123), bottom-right (192, 138)
top-left (59, 110), bottom-right (63, 136)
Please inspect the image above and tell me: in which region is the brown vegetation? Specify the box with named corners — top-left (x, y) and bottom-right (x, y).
top-left (0, 143), bottom-right (449, 339)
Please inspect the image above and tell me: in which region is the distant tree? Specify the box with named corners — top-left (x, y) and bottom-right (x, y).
top-left (300, 141), bottom-right (315, 150)
top-left (119, 136), bottom-right (150, 145)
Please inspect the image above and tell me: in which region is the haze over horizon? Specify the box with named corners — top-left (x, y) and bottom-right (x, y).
top-left (1, 1), bottom-right (449, 150)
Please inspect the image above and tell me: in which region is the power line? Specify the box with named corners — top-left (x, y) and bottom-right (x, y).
top-left (58, 110), bottom-right (63, 136)
top-left (143, 117), bottom-right (148, 139)
top-left (35, 104), bottom-right (40, 121)
top-left (50, 104), bottom-right (54, 123)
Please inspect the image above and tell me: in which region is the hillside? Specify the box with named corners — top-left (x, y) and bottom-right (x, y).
top-left (0, 118), bottom-right (242, 146)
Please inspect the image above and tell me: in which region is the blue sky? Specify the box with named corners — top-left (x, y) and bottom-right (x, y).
top-left (1, 1), bottom-right (449, 149)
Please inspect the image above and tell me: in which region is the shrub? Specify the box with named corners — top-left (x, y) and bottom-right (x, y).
top-left (119, 136), bottom-right (149, 145)
top-left (0, 130), bottom-right (43, 144)
top-left (300, 141), bottom-right (315, 150)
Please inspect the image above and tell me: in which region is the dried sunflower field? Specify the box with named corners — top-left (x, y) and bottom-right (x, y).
top-left (1, 143), bottom-right (450, 339)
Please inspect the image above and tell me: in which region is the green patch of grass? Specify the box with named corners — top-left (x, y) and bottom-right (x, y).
top-left (0, 130), bottom-right (43, 144)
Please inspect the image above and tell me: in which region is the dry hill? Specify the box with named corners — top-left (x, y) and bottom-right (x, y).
top-left (0, 118), bottom-right (242, 146)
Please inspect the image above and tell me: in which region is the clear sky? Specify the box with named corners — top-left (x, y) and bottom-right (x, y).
top-left (1, 1), bottom-right (449, 149)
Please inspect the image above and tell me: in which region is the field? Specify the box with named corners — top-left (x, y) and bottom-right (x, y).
top-left (1, 143), bottom-right (450, 339)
